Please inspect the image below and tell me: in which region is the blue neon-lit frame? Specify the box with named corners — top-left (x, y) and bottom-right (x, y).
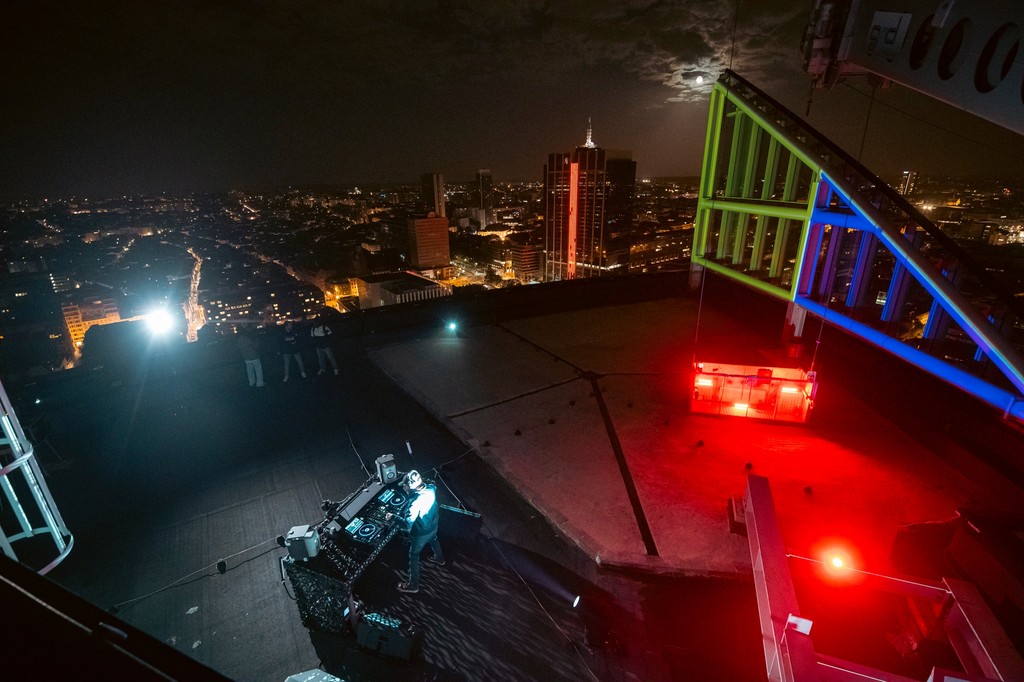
top-left (796, 171), bottom-right (1024, 420)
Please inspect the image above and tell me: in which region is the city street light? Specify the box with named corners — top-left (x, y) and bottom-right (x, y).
top-left (146, 309), bottom-right (175, 335)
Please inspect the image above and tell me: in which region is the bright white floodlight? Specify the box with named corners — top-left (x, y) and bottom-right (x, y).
top-left (146, 309), bottom-right (175, 334)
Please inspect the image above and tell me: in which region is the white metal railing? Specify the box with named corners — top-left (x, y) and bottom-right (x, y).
top-left (0, 377), bottom-right (72, 574)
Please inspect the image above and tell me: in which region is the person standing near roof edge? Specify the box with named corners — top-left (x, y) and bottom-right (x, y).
top-left (310, 314), bottom-right (339, 376)
top-left (397, 470), bottom-right (445, 594)
top-left (280, 321), bottom-right (306, 382)
top-left (237, 327), bottom-right (265, 387)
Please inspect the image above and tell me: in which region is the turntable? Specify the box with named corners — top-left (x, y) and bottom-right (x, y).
top-left (345, 517), bottom-right (383, 544)
top-left (375, 488), bottom-right (408, 508)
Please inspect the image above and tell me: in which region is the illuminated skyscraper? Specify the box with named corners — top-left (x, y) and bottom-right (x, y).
top-left (899, 170), bottom-right (917, 196)
top-left (510, 242), bottom-right (543, 283)
top-left (476, 169), bottom-right (493, 227)
top-left (603, 156), bottom-right (638, 269)
top-left (420, 173), bottom-right (446, 218)
top-left (543, 122), bottom-right (634, 280)
top-left (407, 214), bottom-right (450, 273)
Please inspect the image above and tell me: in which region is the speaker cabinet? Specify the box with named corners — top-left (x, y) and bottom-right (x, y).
top-left (285, 524), bottom-right (320, 560)
top-left (356, 614), bottom-right (420, 661)
top-left (375, 454), bottom-right (398, 484)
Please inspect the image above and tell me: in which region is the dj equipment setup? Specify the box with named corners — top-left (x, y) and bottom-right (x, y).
top-left (283, 455), bottom-right (418, 642)
top-left (280, 454), bottom-right (482, 662)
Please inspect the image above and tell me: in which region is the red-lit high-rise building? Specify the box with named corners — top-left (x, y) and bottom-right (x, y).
top-left (543, 121), bottom-right (635, 281)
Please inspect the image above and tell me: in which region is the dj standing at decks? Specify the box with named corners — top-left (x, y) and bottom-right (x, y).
top-left (397, 470), bottom-right (445, 594)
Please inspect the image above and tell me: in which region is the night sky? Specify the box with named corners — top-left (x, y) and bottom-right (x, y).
top-left (3, 1), bottom-right (1024, 198)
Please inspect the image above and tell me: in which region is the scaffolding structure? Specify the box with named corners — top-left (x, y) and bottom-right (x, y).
top-left (692, 70), bottom-right (1024, 421)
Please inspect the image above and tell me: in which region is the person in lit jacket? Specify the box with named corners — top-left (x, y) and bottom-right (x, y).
top-left (397, 470), bottom-right (445, 594)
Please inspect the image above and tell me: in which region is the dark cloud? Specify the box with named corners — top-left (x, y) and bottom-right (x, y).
top-left (6, 1), bottom-right (805, 101)
top-left (1, 1), bottom-right (1020, 196)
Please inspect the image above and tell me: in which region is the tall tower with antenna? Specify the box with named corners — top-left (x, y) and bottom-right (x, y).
top-left (543, 120), bottom-right (635, 281)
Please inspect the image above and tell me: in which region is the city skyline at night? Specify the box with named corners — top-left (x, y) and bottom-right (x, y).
top-left (2, 3), bottom-right (1024, 680)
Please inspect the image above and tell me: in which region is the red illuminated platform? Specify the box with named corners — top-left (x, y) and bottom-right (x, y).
top-left (691, 361), bottom-right (817, 424)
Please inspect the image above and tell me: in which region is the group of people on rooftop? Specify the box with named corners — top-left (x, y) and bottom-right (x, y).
top-left (235, 315), bottom-right (339, 387)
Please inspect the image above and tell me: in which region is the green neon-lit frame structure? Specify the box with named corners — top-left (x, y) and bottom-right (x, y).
top-left (693, 71), bottom-right (1024, 420)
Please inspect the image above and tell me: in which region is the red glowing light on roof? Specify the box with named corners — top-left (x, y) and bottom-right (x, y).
top-left (690, 361), bottom-right (818, 424)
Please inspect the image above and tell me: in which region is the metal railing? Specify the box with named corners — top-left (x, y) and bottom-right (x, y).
top-left (0, 377), bottom-right (72, 574)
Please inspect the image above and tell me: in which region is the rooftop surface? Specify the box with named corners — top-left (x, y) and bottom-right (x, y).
top-left (14, 276), bottom-right (1024, 681)
top-left (370, 297), bottom-right (1021, 576)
